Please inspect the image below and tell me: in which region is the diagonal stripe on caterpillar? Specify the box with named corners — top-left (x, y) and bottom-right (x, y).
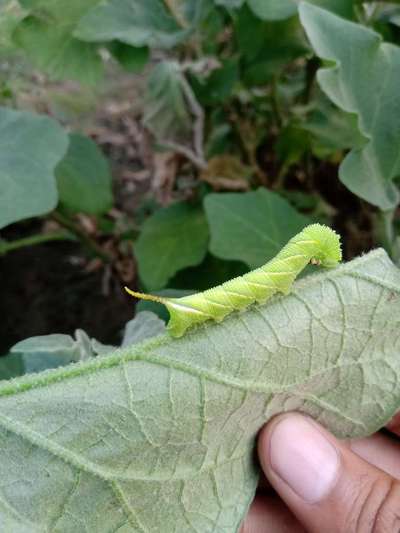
top-left (125, 223), bottom-right (342, 338)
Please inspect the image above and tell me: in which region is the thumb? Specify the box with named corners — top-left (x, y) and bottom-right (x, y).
top-left (258, 414), bottom-right (400, 532)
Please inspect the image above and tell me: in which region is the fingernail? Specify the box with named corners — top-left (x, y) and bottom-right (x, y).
top-left (269, 416), bottom-right (340, 503)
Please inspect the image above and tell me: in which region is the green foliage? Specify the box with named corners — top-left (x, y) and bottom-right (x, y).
top-left (234, 6), bottom-right (307, 85)
top-left (300, 3), bottom-right (400, 210)
top-left (300, 97), bottom-right (365, 158)
top-left (247, 0), bottom-right (298, 20)
top-left (0, 0), bottom-right (26, 51)
top-left (144, 62), bottom-right (192, 140)
top-left (56, 133), bottom-right (113, 215)
top-left (0, 353), bottom-right (24, 381)
top-left (9, 313), bottom-right (164, 375)
top-left (109, 42), bottom-right (149, 72)
top-left (204, 189), bottom-right (310, 268)
top-left (0, 107), bottom-right (68, 229)
top-left (13, 17), bottom-right (103, 84)
top-left (12, 0), bottom-right (103, 83)
top-left (75, 0), bottom-right (190, 48)
top-left (2, 1), bottom-right (400, 529)
top-left (135, 202), bottom-right (209, 290)
top-left (11, 333), bottom-right (88, 373)
top-left (214, 0), bottom-right (244, 7)
top-left (191, 58), bottom-right (240, 105)
top-left (1, 251), bottom-right (400, 530)
top-left (247, 0), bottom-right (354, 20)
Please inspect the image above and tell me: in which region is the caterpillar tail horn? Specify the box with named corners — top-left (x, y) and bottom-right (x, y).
top-left (124, 287), bottom-right (167, 305)
top-left (124, 287), bottom-right (198, 338)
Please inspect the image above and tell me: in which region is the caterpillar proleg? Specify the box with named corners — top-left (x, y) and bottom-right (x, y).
top-left (125, 224), bottom-right (342, 337)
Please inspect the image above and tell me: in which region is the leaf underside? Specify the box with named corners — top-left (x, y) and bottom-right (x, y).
top-left (0, 250), bottom-right (400, 531)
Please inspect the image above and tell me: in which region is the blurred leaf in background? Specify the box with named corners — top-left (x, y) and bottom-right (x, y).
top-left (134, 202), bottom-right (209, 290)
top-left (0, 0), bottom-right (27, 51)
top-left (13, 0), bottom-right (103, 83)
top-left (234, 6), bottom-right (307, 86)
top-left (300, 3), bottom-right (400, 210)
top-left (0, 107), bottom-right (68, 229)
top-left (56, 133), bottom-right (113, 215)
top-left (75, 0), bottom-right (191, 48)
top-left (143, 62), bottom-right (192, 141)
top-left (204, 188), bottom-right (310, 268)
top-left (108, 42), bottom-right (149, 72)
top-left (0, 353), bottom-right (24, 381)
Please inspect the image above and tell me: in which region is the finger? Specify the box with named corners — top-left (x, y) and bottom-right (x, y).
top-left (387, 412), bottom-right (400, 437)
top-left (258, 413), bottom-right (400, 533)
top-left (240, 494), bottom-right (306, 533)
top-left (350, 433), bottom-right (400, 479)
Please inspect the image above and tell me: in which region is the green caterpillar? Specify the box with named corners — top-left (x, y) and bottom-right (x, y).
top-left (125, 224), bottom-right (342, 338)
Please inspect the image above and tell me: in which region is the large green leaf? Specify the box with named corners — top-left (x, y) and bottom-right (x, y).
top-left (247, 0), bottom-right (354, 20)
top-left (299, 3), bottom-right (400, 210)
top-left (134, 202), bottom-right (209, 290)
top-left (75, 0), bottom-right (190, 48)
top-left (204, 189), bottom-right (310, 268)
top-left (0, 107), bottom-right (68, 229)
top-left (13, 0), bottom-right (103, 83)
top-left (56, 133), bottom-right (113, 215)
top-left (0, 250), bottom-right (399, 531)
top-left (247, 0), bottom-right (298, 20)
top-left (13, 17), bottom-right (102, 84)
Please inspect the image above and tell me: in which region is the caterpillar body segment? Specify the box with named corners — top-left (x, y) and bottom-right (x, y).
top-left (125, 223), bottom-right (342, 337)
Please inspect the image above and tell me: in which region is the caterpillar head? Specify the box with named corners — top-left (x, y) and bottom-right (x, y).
top-left (306, 224), bottom-right (342, 268)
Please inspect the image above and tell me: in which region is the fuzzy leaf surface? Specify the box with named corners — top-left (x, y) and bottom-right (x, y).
top-left (300, 3), bottom-right (400, 210)
top-left (0, 250), bottom-right (399, 531)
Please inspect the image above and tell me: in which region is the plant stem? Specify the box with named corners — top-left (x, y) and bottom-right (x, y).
top-left (271, 77), bottom-right (283, 129)
top-left (51, 211), bottom-right (112, 262)
top-left (302, 57), bottom-right (319, 104)
top-left (0, 231), bottom-right (74, 255)
top-left (376, 209), bottom-right (396, 256)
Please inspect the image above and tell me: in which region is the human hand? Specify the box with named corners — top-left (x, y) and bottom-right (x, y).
top-left (241, 413), bottom-right (400, 532)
